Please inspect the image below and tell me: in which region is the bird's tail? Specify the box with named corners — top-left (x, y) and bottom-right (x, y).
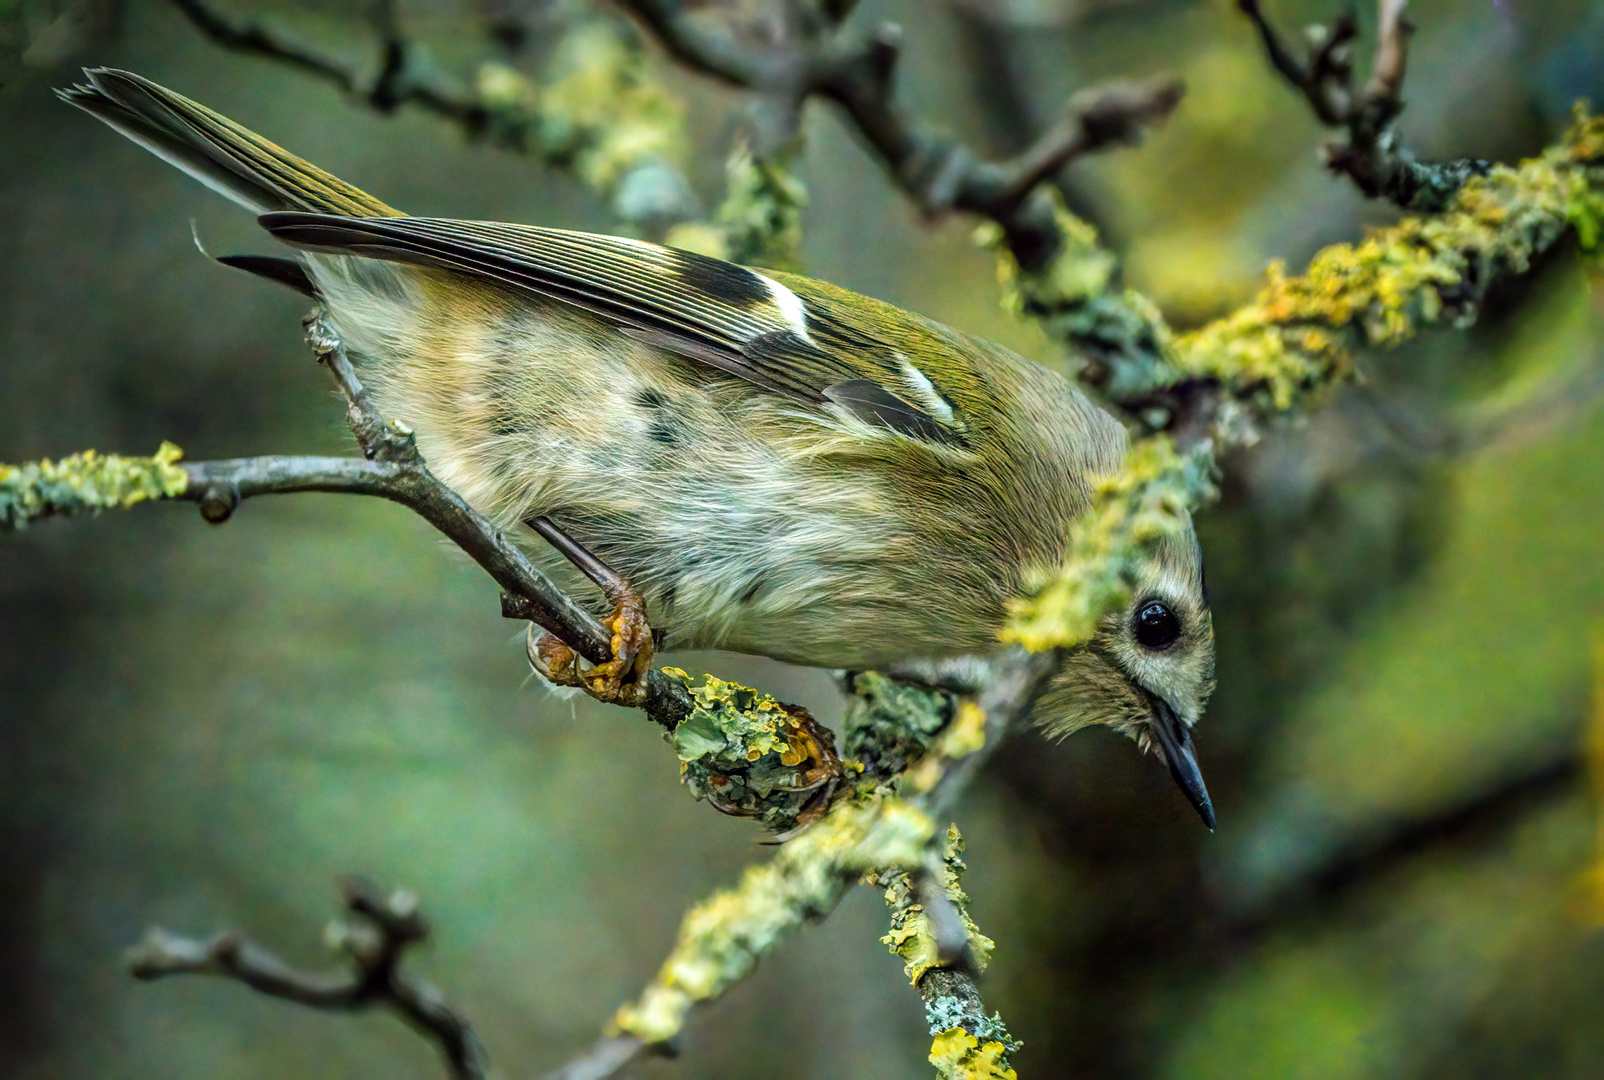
top-left (57, 68), bottom-right (400, 219)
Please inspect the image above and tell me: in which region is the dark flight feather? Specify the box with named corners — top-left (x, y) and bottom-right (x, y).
top-left (216, 255), bottom-right (316, 296)
top-left (261, 212), bottom-right (968, 445)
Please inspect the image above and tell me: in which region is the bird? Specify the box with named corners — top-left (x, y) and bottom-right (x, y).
top-left (59, 67), bottom-right (1217, 827)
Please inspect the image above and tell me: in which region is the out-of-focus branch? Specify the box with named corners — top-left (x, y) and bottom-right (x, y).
top-left (1358, 353), bottom-right (1604, 460)
top-left (127, 880), bottom-right (489, 1080)
top-left (1217, 743), bottom-right (1584, 940)
top-left (170, 0), bottom-right (699, 228)
top-left (1237, 0), bottom-right (1489, 210)
top-left (171, 0), bottom-right (472, 121)
top-left (616, 0), bottom-right (1180, 273)
top-left (945, 0), bottom-right (1123, 239)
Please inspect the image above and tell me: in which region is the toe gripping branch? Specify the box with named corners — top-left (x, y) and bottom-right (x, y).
top-left (524, 516), bottom-right (654, 707)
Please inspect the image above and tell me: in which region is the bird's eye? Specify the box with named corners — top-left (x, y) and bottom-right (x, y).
top-left (1134, 600), bottom-right (1181, 650)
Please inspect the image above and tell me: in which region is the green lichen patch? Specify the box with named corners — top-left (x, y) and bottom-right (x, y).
top-left (1, 442), bottom-right (188, 531)
top-left (664, 140), bottom-right (809, 272)
top-left (475, 21), bottom-right (686, 198)
top-left (842, 670), bottom-right (954, 778)
top-left (668, 670), bottom-right (843, 832)
top-left (881, 824), bottom-right (996, 985)
top-left (978, 195), bottom-right (1179, 399)
top-left (1003, 438), bottom-right (1214, 651)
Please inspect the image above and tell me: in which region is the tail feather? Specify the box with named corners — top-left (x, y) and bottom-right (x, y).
top-left (58, 68), bottom-right (399, 219)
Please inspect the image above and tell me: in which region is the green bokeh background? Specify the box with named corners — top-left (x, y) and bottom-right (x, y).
top-left (3, 1), bottom-right (1604, 1077)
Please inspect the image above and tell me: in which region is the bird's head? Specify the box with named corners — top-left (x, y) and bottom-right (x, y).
top-left (1035, 525), bottom-right (1217, 827)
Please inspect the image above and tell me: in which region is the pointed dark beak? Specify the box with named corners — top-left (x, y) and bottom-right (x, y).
top-left (1145, 694), bottom-right (1215, 830)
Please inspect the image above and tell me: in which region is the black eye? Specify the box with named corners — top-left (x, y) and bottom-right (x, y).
top-left (1134, 600), bottom-right (1181, 650)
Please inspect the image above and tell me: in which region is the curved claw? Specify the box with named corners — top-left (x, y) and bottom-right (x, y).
top-left (524, 589), bottom-right (654, 708)
top-left (526, 626), bottom-right (579, 685)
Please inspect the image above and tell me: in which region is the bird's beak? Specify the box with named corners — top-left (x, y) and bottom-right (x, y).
top-left (1146, 694), bottom-right (1215, 830)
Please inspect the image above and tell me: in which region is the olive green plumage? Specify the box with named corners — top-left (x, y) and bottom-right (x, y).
top-left (60, 68), bottom-right (1218, 826)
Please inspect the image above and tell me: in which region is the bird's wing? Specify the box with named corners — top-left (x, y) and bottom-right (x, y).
top-left (261, 213), bottom-right (966, 444)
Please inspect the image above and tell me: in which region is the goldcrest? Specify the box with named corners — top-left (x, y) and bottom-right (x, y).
top-left (61, 69), bottom-right (1217, 826)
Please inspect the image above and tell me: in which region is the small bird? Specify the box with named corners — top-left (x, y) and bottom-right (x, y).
top-left (60, 68), bottom-right (1217, 827)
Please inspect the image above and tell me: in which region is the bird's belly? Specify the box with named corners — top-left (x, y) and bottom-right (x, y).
top-left (351, 300), bottom-right (1015, 671)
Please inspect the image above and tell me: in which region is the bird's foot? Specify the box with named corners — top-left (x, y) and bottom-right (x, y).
top-left (526, 586), bottom-right (653, 706)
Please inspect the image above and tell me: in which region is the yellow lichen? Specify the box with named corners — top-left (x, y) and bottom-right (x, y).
top-left (880, 825), bottom-right (996, 985)
top-left (929, 1029), bottom-right (1018, 1080)
top-left (610, 791), bottom-right (939, 1045)
top-left (670, 672), bottom-right (842, 831)
top-left (1177, 111), bottom-right (1604, 413)
top-left (1003, 437), bottom-right (1212, 651)
top-left (1, 442), bottom-right (188, 531)
top-left (473, 21), bottom-right (685, 195)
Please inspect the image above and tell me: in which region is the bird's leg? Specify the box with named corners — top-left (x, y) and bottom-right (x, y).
top-left (525, 516), bottom-right (653, 706)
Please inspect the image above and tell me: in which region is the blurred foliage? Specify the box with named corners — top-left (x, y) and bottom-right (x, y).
top-left (4, 1), bottom-right (1604, 1080)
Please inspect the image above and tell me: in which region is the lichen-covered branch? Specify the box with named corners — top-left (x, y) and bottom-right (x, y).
top-left (669, 670), bottom-right (845, 834)
top-left (0, 441), bottom-right (188, 528)
top-left (127, 880), bottom-right (489, 1080)
top-left (879, 826), bottom-right (1021, 1080)
top-left (1237, 0), bottom-right (1489, 210)
top-left (546, 649), bottom-right (1057, 1080)
top-left (992, 112), bottom-right (1604, 650)
top-left (0, 323), bottom-right (695, 730)
top-left (1174, 114), bottom-right (1604, 412)
top-left (1004, 438), bottom-right (1215, 651)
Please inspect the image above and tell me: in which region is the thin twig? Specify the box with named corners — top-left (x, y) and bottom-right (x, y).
top-left (616, 0), bottom-right (1180, 272)
top-left (165, 316), bottom-right (695, 729)
top-left (172, 0), bottom-right (488, 127)
top-left (541, 1035), bottom-right (650, 1080)
top-left (979, 77), bottom-right (1186, 208)
top-left (1237, 0), bottom-right (1488, 210)
top-left (127, 880), bottom-right (490, 1080)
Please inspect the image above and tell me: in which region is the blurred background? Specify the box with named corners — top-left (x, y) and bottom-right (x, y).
top-left (3, 0), bottom-right (1604, 1077)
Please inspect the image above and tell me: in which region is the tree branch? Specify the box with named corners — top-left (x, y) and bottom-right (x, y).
top-left (877, 829), bottom-right (1021, 1079)
top-left (545, 648), bottom-right (1058, 1080)
top-left (0, 315), bottom-right (695, 730)
top-left (127, 879), bottom-right (490, 1080)
top-left (1237, 0), bottom-right (1490, 210)
top-left (1217, 742), bottom-right (1584, 940)
top-left (169, 0), bottom-right (701, 228)
top-left (171, 0), bottom-right (484, 125)
top-left (616, 0), bottom-right (1180, 273)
